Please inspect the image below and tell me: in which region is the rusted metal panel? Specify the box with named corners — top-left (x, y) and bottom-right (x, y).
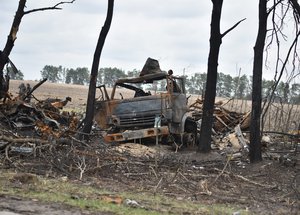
top-left (171, 94), bottom-right (188, 123)
top-left (104, 126), bottom-right (169, 142)
top-left (95, 94), bottom-right (172, 129)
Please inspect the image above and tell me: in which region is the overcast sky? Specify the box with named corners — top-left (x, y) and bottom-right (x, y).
top-left (1, 1), bottom-right (265, 80)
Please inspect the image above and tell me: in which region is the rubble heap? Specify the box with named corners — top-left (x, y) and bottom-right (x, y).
top-left (189, 98), bottom-right (251, 133)
top-left (0, 81), bottom-right (81, 140)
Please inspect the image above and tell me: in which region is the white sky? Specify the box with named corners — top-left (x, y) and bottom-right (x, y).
top-left (1, 0), bottom-right (292, 81)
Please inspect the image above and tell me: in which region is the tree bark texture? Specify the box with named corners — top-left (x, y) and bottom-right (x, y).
top-left (82, 0), bottom-right (114, 136)
top-left (0, 0), bottom-right (26, 73)
top-left (289, 0), bottom-right (300, 16)
top-left (0, 0), bottom-right (26, 97)
top-left (250, 0), bottom-right (267, 162)
top-left (198, 0), bottom-right (223, 152)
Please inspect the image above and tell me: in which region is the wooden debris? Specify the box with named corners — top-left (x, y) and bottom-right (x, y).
top-left (189, 98), bottom-right (250, 133)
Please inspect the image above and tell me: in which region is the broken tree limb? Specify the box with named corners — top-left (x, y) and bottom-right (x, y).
top-left (0, 135), bottom-right (92, 148)
top-left (23, 78), bottom-right (47, 100)
top-left (0, 135), bottom-right (49, 144)
top-left (243, 130), bottom-right (300, 139)
top-left (211, 156), bottom-right (231, 186)
top-left (5, 143), bottom-right (12, 162)
top-left (215, 115), bottom-right (230, 131)
top-left (213, 168), bottom-right (277, 189)
top-left (221, 18), bottom-right (246, 38)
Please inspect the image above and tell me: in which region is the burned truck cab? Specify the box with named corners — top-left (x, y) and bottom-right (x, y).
top-left (94, 61), bottom-right (197, 146)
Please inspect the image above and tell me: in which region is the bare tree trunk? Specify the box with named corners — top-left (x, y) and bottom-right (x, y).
top-left (81, 0), bottom-right (114, 137)
top-left (0, 0), bottom-right (26, 73)
top-left (198, 0), bottom-right (244, 152)
top-left (198, 0), bottom-right (223, 152)
top-left (0, 0), bottom-right (26, 99)
top-left (0, 0), bottom-right (74, 99)
top-left (289, 0), bottom-right (300, 15)
top-left (250, 0), bottom-right (267, 163)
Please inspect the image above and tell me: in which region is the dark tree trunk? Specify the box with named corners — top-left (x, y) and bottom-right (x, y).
top-left (81, 0), bottom-right (114, 137)
top-left (0, 0), bottom-right (26, 98)
top-left (0, 0), bottom-right (73, 99)
top-left (289, 0), bottom-right (300, 15)
top-left (250, 0), bottom-right (267, 163)
top-left (198, 0), bottom-right (223, 152)
top-left (0, 0), bottom-right (26, 72)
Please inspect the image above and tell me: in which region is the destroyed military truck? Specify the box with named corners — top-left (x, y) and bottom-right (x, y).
top-left (94, 58), bottom-right (197, 147)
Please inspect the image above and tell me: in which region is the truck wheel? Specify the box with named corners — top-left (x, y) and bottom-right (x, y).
top-left (184, 117), bottom-right (198, 147)
top-left (184, 117), bottom-right (197, 133)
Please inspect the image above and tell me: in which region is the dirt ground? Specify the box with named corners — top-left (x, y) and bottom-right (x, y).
top-left (0, 195), bottom-right (102, 215)
top-left (0, 80), bottom-right (299, 214)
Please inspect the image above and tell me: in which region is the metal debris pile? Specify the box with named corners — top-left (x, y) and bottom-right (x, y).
top-left (0, 81), bottom-right (81, 140)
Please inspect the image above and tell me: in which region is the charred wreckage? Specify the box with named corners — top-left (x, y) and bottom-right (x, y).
top-left (94, 58), bottom-right (198, 148)
top-left (0, 58), bottom-right (253, 150)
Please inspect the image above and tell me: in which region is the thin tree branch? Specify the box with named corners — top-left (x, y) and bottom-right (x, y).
top-left (267, 0), bottom-right (285, 15)
top-left (221, 18), bottom-right (246, 38)
top-left (24, 0), bottom-right (75, 15)
top-left (262, 30), bottom-right (300, 127)
top-left (23, 78), bottom-right (47, 100)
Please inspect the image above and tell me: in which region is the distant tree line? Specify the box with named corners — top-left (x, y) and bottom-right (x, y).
top-left (40, 65), bottom-right (90, 85)
top-left (39, 65), bottom-right (130, 86)
top-left (7, 65), bottom-right (299, 104)
top-left (186, 72), bottom-right (300, 104)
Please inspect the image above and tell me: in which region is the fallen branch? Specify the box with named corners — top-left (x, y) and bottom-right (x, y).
top-left (5, 143), bottom-right (12, 162)
top-left (243, 130), bottom-right (300, 138)
top-left (211, 156), bottom-right (231, 186)
top-left (149, 165), bottom-right (158, 179)
top-left (262, 131), bottom-right (300, 138)
top-left (153, 177), bottom-right (163, 194)
top-left (213, 168), bottom-right (277, 189)
top-left (0, 135), bottom-right (49, 144)
top-left (4, 143), bottom-right (23, 171)
top-left (0, 135), bottom-right (91, 148)
top-left (76, 156), bottom-right (86, 180)
top-left (69, 136), bottom-right (91, 148)
top-left (234, 174), bottom-right (277, 188)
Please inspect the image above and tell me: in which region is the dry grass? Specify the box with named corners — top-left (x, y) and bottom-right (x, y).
top-left (10, 80), bottom-right (93, 112)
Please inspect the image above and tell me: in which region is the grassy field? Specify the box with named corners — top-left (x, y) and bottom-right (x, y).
top-left (0, 171), bottom-right (247, 215)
